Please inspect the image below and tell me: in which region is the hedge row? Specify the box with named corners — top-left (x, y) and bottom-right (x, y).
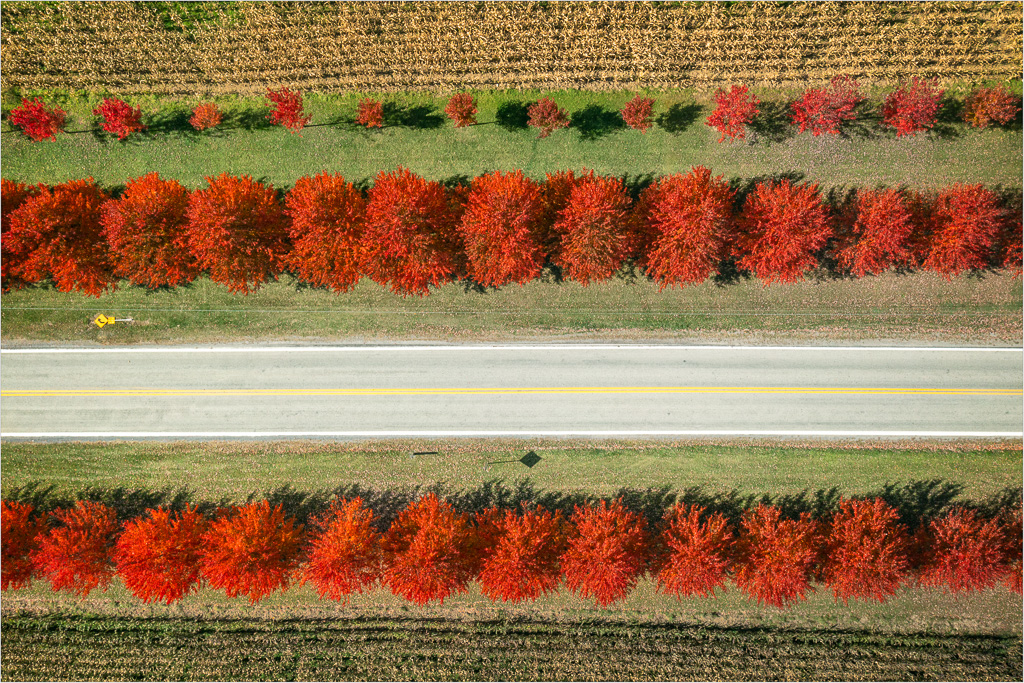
top-left (3, 496), bottom-right (1020, 609)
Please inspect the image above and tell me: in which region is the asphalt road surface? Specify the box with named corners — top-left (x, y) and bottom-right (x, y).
top-left (1, 344), bottom-right (1021, 440)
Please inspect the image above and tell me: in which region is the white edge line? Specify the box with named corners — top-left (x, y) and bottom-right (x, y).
top-left (1, 345), bottom-right (1021, 354)
top-left (1, 431), bottom-right (1021, 438)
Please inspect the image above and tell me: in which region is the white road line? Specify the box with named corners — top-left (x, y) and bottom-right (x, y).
top-left (1, 345), bottom-right (1021, 354)
top-left (2, 430), bottom-right (1021, 439)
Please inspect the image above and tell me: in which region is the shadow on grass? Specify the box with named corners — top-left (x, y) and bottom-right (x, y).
top-left (570, 105), bottom-right (625, 141)
top-left (655, 103), bottom-right (702, 135)
top-left (748, 100), bottom-right (796, 144)
top-left (495, 101), bottom-right (531, 131)
top-left (381, 102), bottom-right (445, 129)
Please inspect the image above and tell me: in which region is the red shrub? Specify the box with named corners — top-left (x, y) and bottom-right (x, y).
top-left (355, 98), bottom-right (384, 128)
top-left (1, 179), bottom-right (40, 291)
top-left (200, 501), bottom-right (305, 604)
top-left (478, 505), bottom-right (568, 604)
top-left (528, 97), bottom-right (569, 138)
top-left (822, 498), bottom-right (910, 604)
top-left (561, 499), bottom-right (648, 607)
top-left (445, 93), bottom-right (478, 127)
top-left (1000, 507), bottom-right (1022, 594)
top-left (883, 77), bottom-right (944, 137)
top-left (999, 208), bottom-right (1022, 276)
top-left (9, 97), bottom-right (67, 141)
top-left (834, 188), bottom-right (915, 276)
top-left (266, 87), bottom-right (311, 132)
top-left (459, 170), bottom-right (546, 286)
top-left (538, 170), bottom-right (581, 256)
top-left (551, 174), bottom-right (633, 285)
top-left (189, 102), bottom-right (223, 131)
top-left (185, 173), bottom-right (290, 293)
top-left (285, 172), bottom-right (366, 292)
top-left (93, 98), bottom-right (146, 140)
top-left (2, 501), bottom-right (47, 591)
top-left (621, 95), bottom-right (655, 132)
top-left (102, 173), bottom-right (198, 288)
top-left (790, 75), bottom-right (864, 136)
top-left (638, 166), bottom-right (735, 288)
top-left (963, 85), bottom-right (1020, 128)
top-left (361, 167), bottom-right (461, 296)
top-left (113, 505), bottom-right (208, 604)
top-left (381, 493), bottom-right (476, 605)
top-left (303, 498), bottom-right (382, 603)
top-left (656, 503), bottom-right (733, 599)
top-left (735, 179), bottom-right (832, 284)
top-left (917, 508), bottom-right (1005, 593)
top-left (706, 85), bottom-right (760, 142)
top-left (733, 504), bottom-right (819, 608)
top-left (32, 501), bottom-right (118, 596)
top-left (923, 184), bottom-right (1001, 277)
top-left (3, 178), bottom-right (112, 296)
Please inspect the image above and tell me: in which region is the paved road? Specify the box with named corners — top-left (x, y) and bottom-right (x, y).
top-left (0, 345), bottom-right (1021, 439)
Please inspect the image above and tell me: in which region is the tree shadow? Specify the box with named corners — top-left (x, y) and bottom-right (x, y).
top-left (221, 106), bottom-right (274, 132)
top-left (381, 102), bottom-right (444, 130)
top-left (143, 105), bottom-right (198, 138)
top-left (748, 100), bottom-right (796, 144)
top-left (619, 172), bottom-right (657, 203)
top-left (727, 170), bottom-right (806, 209)
top-left (838, 100), bottom-right (884, 140)
top-left (655, 103), bottom-right (702, 135)
top-left (495, 101), bottom-right (531, 131)
top-left (931, 95), bottom-right (965, 139)
top-left (570, 105), bottom-right (625, 141)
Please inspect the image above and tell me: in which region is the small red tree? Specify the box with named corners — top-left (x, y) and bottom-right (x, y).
top-left (551, 174), bottom-right (633, 285)
top-left (102, 173), bottom-right (198, 288)
top-left (113, 505), bottom-right (208, 604)
top-left (790, 75), bottom-right (865, 136)
top-left (200, 501), bottom-right (305, 604)
top-left (1000, 209), bottom-right (1023, 276)
top-left (478, 505), bottom-right (568, 604)
top-left (822, 498), bottom-right (910, 604)
top-left (1, 179), bottom-right (40, 291)
top-left (923, 184), bottom-right (1001, 277)
top-left (3, 178), bottom-right (112, 296)
top-left (355, 98), bottom-right (384, 128)
top-left (381, 493), bottom-right (476, 605)
top-left (1000, 507), bottom-right (1022, 594)
top-left (190, 102), bottom-right (223, 131)
top-left (2, 501), bottom-right (47, 591)
top-left (561, 499), bottom-right (648, 607)
top-left (444, 93), bottom-right (478, 127)
top-left (706, 85), bottom-right (760, 142)
top-left (303, 497), bottom-right (382, 603)
top-left (361, 167), bottom-right (461, 296)
top-left (733, 504), bottom-right (819, 608)
top-left (735, 179), bottom-right (832, 284)
top-left (528, 97), bottom-right (569, 138)
top-left (883, 77), bottom-right (944, 137)
top-left (833, 188), bottom-right (915, 276)
top-left (93, 98), bottom-right (146, 140)
top-left (31, 501), bottom-right (118, 596)
top-left (621, 95), bottom-right (655, 133)
top-left (963, 85), bottom-right (1020, 129)
top-left (185, 173), bottom-right (290, 293)
top-left (9, 97), bottom-right (67, 141)
top-left (656, 503), bottom-right (734, 599)
top-left (266, 87), bottom-right (311, 132)
top-left (285, 172), bottom-right (366, 292)
top-left (638, 166), bottom-right (735, 288)
top-left (917, 508), bottom-right (1005, 593)
top-left (459, 170), bottom-right (546, 286)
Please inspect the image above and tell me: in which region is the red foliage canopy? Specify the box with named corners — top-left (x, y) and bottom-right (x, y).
top-left (822, 498), bottom-right (910, 604)
top-left (190, 102), bottom-right (223, 131)
top-left (656, 503), bottom-right (734, 599)
top-left (445, 94), bottom-right (478, 127)
top-left (733, 504), bottom-right (819, 608)
top-left (790, 75), bottom-right (864, 136)
top-left (266, 87), bottom-right (311, 132)
top-left (185, 173), bottom-right (290, 293)
top-left (883, 77), bottom-right (944, 137)
top-left (285, 172), bottom-right (367, 292)
top-left (561, 499), bottom-right (649, 607)
top-left (303, 497), bottom-right (383, 603)
top-left (9, 97), bottom-right (67, 141)
top-left (31, 501), bottom-right (118, 596)
top-left (922, 184), bottom-right (1001, 277)
top-left (113, 505), bottom-right (208, 604)
top-left (735, 179), bottom-right (832, 284)
top-left (528, 97), bottom-right (570, 138)
top-left (706, 85), bottom-right (760, 142)
top-left (355, 99), bottom-right (384, 128)
top-left (200, 501), bottom-right (305, 604)
top-left (478, 505), bottom-right (568, 604)
top-left (2, 501), bottom-right (47, 591)
top-left (102, 173), bottom-right (198, 288)
top-left (1000, 507), bottom-right (1022, 594)
top-left (918, 508), bottom-right (1007, 593)
top-left (833, 188), bottom-right (914, 276)
top-left (93, 98), bottom-right (146, 140)
top-left (1, 179), bottom-right (40, 291)
top-left (621, 95), bottom-right (655, 133)
top-left (963, 85), bottom-right (1021, 129)
top-left (459, 170), bottom-right (546, 286)
top-left (551, 174), bottom-right (633, 285)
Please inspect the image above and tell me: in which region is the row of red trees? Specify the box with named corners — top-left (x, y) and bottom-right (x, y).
top-left (2, 497), bottom-right (1021, 609)
top-left (3, 170), bottom-right (1019, 297)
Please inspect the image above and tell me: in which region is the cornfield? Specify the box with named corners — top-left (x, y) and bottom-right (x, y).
top-left (1, 1), bottom-right (1021, 96)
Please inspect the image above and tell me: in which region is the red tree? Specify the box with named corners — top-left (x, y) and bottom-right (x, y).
top-left (656, 503), bottom-right (734, 599)
top-left (917, 508), bottom-right (1005, 593)
top-left (113, 505), bottom-right (208, 604)
top-left (459, 170), bottom-right (546, 286)
top-left (355, 99), bottom-right (384, 128)
top-left (539, 170), bottom-right (581, 257)
top-left (621, 95), bottom-right (655, 133)
top-left (102, 173), bottom-right (198, 288)
top-left (303, 497), bottom-right (383, 603)
top-left (266, 87), bottom-right (311, 132)
top-left (1, 179), bottom-right (40, 291)
top-left (733, 504), bottom-right (819, 608)
top-left (3, 178), bottom-right (112, 296)
top-left (445, 93), bottom-right (478, 127)
top-left (735, 179), bottom-right (832, 284)
top-left (9, 97), bottom-right (67, 141)
top-left (999, 208), bottom-right (1022, 276)
top-left (883, 77), bottom-right (944, 137)
top-left (1, 501), bottom-right (47, 591)
top-left (561, 499), bottom-right (649, 607)
top-left (638, 166), bottom-right (735, 288)
top-left (822, 498), bottom-right (910, 604)
top-left (790, 75), bottom-right (864, 136)
top-left (361, 167), bottom-right (461, 296)
top-left (185, 173), bottom-right (290, 293)
top-left (478, 505), bottom-right (568, 604)
top-left (833, 188), bottom-right (915, 276)
top-left (921, 184), bottom-right (1001, 277)
top-left (1000, 507), bottom-right (1022, 594)
top-left (285, 172), bottom-right (366, 292)
top-left (528, 97), bottom-right (569, 138)
top-left (551, 174), bottom-right (633, 285)
top-left (31, 501), bottom-right (118, 596)
top-left (963, 85), bottom-right (1020, 129)
top-left (190, 102), bottom-right (223, 131)
top-left (706, 85), bottom-right (760, 142)
top-left (93, 98), bottom-right (146, 140)
top-left (200, 501), bottom-right (305, 604)
top-left (381, 493), bottom-right (476, 605)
